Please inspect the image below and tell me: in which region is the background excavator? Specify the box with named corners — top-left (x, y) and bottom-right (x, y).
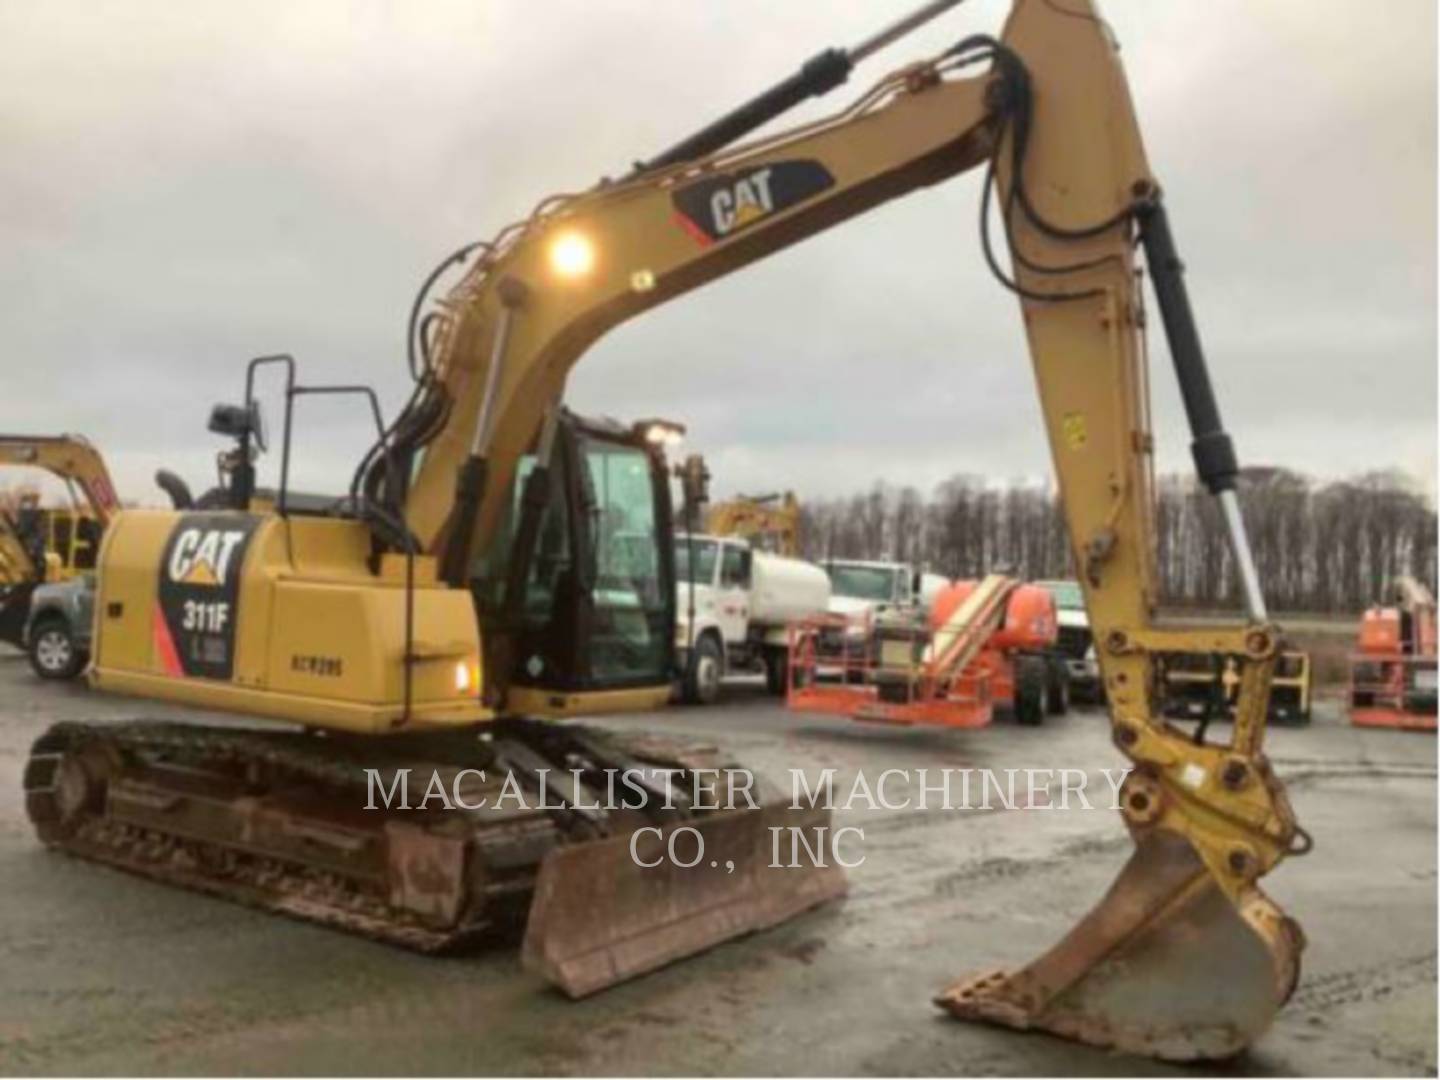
top-left (705, 491), bottom-right (802, 556)
top-left (0, 434), bottom-right (120, 671)
top-left (24, 0), bottom-right (1305, 1062)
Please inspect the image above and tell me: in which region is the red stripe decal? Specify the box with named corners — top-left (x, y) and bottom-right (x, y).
top-left (673, 210), bottom-right (714, 248)
top-left (152, 604), bottom-right (184, 677)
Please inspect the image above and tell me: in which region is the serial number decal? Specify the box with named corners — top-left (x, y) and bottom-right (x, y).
top-left (291, 654), bottom-right (344, 678)
top-left (672, 160), bottom-right (835, 245)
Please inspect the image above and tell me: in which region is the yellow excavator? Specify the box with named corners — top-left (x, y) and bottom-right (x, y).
top-left (0, 434), bottom-right (120, 653)
top-left (705, 491), bottom-right (802, 556)
top-left (24, 0), bottom-right (1306, 1061)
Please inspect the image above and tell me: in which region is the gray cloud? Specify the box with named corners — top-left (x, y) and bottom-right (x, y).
top-left (1, 0), bottom-right (1433, 506)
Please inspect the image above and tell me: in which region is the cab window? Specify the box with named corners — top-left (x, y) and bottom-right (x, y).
top-left (720, 544), bottom-right (750, 589)
top-left (673, 539), bottom-right (718, 586)
top-left (581, 436), bottom-right (668, 684)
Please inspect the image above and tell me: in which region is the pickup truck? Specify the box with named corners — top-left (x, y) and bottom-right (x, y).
top-left (24, 574), bottom-right (94, 679)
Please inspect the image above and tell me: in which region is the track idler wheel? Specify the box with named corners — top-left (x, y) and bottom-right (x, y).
top-left (935, 829), bottom-right (1304, 1061)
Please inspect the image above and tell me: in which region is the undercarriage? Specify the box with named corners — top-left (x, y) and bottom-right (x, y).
top-left (24, 717), bottom-right (845, 993)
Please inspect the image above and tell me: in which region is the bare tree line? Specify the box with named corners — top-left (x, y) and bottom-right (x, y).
top-left (797, 468), bottom-right (1436, 614)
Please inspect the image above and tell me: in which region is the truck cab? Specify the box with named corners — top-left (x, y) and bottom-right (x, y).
top-left (823, 559), bottom-right (946, 617)
top-left (674, 533), bottom-right (829, 703)
top-left (1035, 579), bottom-right (1103, 703)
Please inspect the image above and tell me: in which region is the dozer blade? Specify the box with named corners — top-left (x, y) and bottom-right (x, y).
top-left (936, 829), bottom-right (1303, 1062)
top-left (522, 801), bottom-right (846, 997)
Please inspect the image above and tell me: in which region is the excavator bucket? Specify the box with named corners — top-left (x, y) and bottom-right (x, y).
top-left (936, 830), bottom-right (1303, 1062)
top-left (522, 800), bottom-right (846, 997)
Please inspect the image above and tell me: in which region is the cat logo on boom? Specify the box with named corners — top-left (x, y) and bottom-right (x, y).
top-left (672, 160), bottom-right (835, 245)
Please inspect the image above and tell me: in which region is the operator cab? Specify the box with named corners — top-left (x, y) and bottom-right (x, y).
top-left (474, 411), bottom-right (678, 695)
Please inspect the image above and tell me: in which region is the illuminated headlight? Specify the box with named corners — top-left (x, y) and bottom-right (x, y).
top-left (645, 423), bottom-right (684, 448)
top-left (631, 417), bottom-right (686, 449)
top-left (454, 659), bottom-right (479, 694)
top-left (548, 230), bottom-right (595, 278)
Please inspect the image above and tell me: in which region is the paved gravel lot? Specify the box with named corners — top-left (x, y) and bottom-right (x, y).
top-left (0, 650), bottom-right (1433, 1076)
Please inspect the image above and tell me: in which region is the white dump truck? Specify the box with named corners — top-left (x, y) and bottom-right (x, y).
top-left (674, 532), bottom-right (830, 704)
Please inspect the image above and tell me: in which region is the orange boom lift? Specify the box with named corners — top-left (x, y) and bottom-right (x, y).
top-left (788, 573), bottom-right (1059, 727)
top-left (1349, 577), bottom-right (1438, 731)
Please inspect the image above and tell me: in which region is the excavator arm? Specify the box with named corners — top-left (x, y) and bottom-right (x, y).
top-left (0, 434), bottom-right (121, 528)
top-left (391, 0), bottom-right (1302, 1059)
top-left (704, 492), bottom-right (802, 557)
top-left (0, 434), bottom-right (119, 582)
top-left (0, 433), bottom-right (119, 646)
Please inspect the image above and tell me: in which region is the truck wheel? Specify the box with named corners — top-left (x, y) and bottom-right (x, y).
top-left (1045, 657), bottom-right (1071, 715)
top-left (764, 648), bottom-right (788, 696)
top-left (1014, 656), bottom-right (1047, 726)
top-left (29, 616), bottom-right (85, 680)
top-left (682, 634), bottom-right (723, 705)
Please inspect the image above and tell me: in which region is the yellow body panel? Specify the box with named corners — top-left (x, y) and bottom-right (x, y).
top-left (91, 509), bottom-right (491, 733)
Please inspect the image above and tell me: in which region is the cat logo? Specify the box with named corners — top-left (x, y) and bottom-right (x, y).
top-left (673, 160), bottom-right (835, 246)
top-left (167, 528), bottom-right (247, 588)
top-left (710, 167), bottom-right (775, 235)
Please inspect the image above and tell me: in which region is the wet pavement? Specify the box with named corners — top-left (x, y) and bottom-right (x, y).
top-left (0, 652), bottom-right (1433, 1076)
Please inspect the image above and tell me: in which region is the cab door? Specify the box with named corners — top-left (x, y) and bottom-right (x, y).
top-left (715, 541), bottom-right (752, 647)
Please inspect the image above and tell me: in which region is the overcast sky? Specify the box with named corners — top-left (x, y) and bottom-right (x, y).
top-left (1, 0), bottom-right (1434, 507)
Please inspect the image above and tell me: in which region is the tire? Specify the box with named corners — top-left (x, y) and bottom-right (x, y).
top-left (682, 634), bottom-right (723, 705)
top-left (29, 616), bottom-right (85, 680)
top-left (1014, 655), bottom-right (1047, 726)
top-left (764, 648), bottom-right (788, 696)
top-left (1044, 657), bottom-right (1070, 716)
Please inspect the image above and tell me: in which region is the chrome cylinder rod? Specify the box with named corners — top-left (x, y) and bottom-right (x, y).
top-left (1219, 488), bottom-right (1268, 623)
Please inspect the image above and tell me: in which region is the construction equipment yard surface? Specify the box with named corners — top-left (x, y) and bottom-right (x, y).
top-left (0, 648), bottom-right (1432, 1077)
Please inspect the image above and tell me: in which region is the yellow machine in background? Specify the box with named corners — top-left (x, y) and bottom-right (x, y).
top-left (1162, 649), bottom-right (1313, 726)
top-left (0, 434), bottom-right (120, 647)
top-left (705, 491), bottom-right (802, 556)
top-left (25, 0), bottom-right (1305, 1060)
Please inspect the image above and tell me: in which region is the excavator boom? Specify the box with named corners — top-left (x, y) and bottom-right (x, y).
top-left (705, 492), bottom-right (802, 556)
top-left (0, 434), bottom-right (121, 528)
